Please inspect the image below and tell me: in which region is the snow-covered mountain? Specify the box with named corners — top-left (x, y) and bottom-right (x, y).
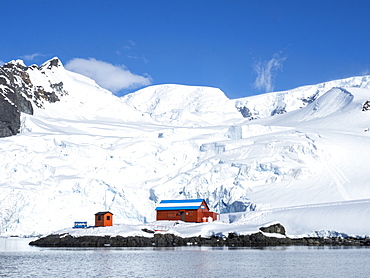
top-left (1, 58), bottom-right (370, 237)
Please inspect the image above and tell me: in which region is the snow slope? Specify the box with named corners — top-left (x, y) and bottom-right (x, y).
top-left (1, 58), bottom-right (370, 237)
top-left (235, 75), bottom-right (370, 120)
top-left (121, 84), bottom-right (242, 126)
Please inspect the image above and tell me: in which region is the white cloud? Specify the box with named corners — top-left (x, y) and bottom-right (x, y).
top-left (20, 53), bottom-right (44, 61)
top-left (65, 58), bottom-right (152, 93)
top-left (253, 52), bottom-right (286, 93)
top-left (128, 54), bottom-right (149, 64)
top-left (0, 60), bottom-right (4, 66)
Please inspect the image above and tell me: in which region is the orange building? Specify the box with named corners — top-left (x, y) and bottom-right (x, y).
top-left (156, 199), bottom-right (219, 223)
top-left (94, 211), bottom-right (113, 227)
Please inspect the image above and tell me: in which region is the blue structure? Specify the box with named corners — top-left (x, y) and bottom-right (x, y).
top-left (73, 221), bottom-right (87, 228)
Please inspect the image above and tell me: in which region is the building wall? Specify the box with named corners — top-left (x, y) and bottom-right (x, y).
top-left (156, 209), bottom-right (201, 222)
top-left (156, 210), bottom-right (219, 222)
top-left (95, 213), bottom-right (113, 227)
top-left (202, 211), bottom-right (219, 221)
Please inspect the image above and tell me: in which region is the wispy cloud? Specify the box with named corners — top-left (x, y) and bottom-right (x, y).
top-left (0, 60), bottom-right (4, 66)
top-left (253, 51), bottom-right (286, 93)
top-left (19, 53), bottom-right (44, 61)
top-left (361, 68), bottom-right (370, 76)
top-left (65, 58), bottom-right (152, 94)
top-left (123, 40), bottom-right (136, 50)
top-left (128, 54), bottom-right (149, 64)
top-left (117, 40), bottom-right (149, 63)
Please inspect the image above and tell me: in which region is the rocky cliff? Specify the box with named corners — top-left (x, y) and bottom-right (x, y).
top-left (0, 58), bottom-right (67, 137)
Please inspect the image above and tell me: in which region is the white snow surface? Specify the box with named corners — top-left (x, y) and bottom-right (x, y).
top-left (2, 58), bottom-right (370, 238)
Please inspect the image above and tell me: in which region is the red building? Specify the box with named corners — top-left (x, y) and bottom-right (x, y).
top-left (156, 199), bottom-right (219, 222)
top-left (95, 211), bottom-right (113, 227)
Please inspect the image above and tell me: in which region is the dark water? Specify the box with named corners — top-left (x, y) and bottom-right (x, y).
top-left (1, 238), bottom-right (370, 278)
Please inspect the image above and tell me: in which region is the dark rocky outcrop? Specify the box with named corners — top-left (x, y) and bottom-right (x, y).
top-left (237, 105), bottom-right (253, 119)
top-left (0, 93), bottom-right (21, 137)
top-left (29, 224), bottom-right (370, 248)
top-left (0, 58), bottom-right (68, 138)
top-left (0, 62), bottom-right (32, 136)
top-left (362, 100), bottom-right (370, 111)
top-left (270, 106), bottom-right (286, 116)
top-left (259, 223), bottom-right (286, 235)
top-left (29, 232), bottom-right (370, 248)
top-left (300, 91), bottom-right (319, 105)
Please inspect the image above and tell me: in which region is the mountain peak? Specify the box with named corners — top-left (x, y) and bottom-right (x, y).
top-left (40, 57), bottom-right (63, 70)
top-left (0, 57), bottom-right (71, 137)
top-left (121, 84), bottom-right (242, 126)
top-left (3, 59), bottom-right (27, 69)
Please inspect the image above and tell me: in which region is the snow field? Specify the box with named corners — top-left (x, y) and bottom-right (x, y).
top-left (2, 58), bottom-right (370, 237)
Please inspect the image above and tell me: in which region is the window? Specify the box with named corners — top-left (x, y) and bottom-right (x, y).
top-left (98, 216), bottom-right (102, 221)
top-left (201, 205), bottom-right (205, 209)
top-left (106, 215), bottom-right (110, 220)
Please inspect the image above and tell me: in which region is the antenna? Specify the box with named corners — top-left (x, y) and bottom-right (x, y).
top-left (104, 188), bottom-right (107, 210)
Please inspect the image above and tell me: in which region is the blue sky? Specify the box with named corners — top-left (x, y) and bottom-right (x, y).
top-left (2, 0), bottom-right (370, 99)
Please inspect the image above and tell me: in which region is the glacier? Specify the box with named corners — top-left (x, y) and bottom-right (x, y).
top-left (1, 58), bottom-right (370, 237)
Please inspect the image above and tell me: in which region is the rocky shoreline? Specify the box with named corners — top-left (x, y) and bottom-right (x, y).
top-left (29, 224), bottom-right (370, 248)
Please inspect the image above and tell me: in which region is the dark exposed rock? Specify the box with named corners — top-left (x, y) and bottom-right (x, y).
top-left (362, 100), bottom-right (370, 111)
top-left (300, 91), bottom-right (319, 105)
top-left (29, 224), bottom-right (370, 248)
top-left (0, 58), bottom-right (68, 138)
top-left (0, 76), bottom-right (7, 85)
top-left (142, 228), bottom-right (155, 234)
top-left (50, 82), bottom-right (66, 95)
top-left (237, 106), bottom-right (252, 118)
top-left (259, 223), bottom-right (286, 235)
top-left (0, 62), bottom-right (33, 137)
top-left (271, 106), bottom-right (286, 116)
top-left (44, 57), bottom-right (61, 70)
top-left (34, 86), bottom-right (60, 104)
top-left (30, 232), bottom-right (370, 248)
top-left (0, 93), bottom-right (21, 137)
top-left (14, 91), bottom-right (33, 114)
top-left (235, 105), bottom-right (258, 121)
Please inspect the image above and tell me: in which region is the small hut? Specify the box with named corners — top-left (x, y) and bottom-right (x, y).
top-left (155, 199), bottom-right (219, 222)
top-left (94, 211), bottom-right (113, 227)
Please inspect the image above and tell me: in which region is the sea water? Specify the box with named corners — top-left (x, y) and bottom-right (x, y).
top-left (1, 238), bottom-right (369, 278)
